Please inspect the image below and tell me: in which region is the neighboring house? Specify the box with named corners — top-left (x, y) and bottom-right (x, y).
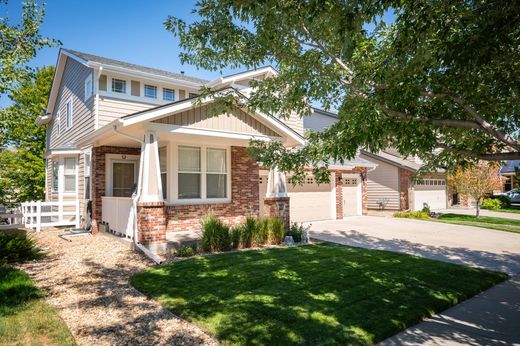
top-left (305, 110), bottom-right (448, 211)
top-left (37, 48), bottom-right (373, 251)
top-left (500, 160), bottom-right (520, 192)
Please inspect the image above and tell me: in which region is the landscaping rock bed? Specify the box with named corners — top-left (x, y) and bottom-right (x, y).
top-left (17, 228), bottom-right (217, 346)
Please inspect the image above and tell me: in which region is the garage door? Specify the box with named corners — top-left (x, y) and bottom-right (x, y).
top-left (413, 179), bottom-right (447, 210)
top-left (342, 175), bottom-right (361, 216)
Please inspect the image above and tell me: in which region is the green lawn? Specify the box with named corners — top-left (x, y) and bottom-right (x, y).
top-left (131, 243), bottom-right (507, 345)
top-left (436, 213), bottom-right (520, 234)
top-left (489, 208), bottom-right (520, 214)
top-left (0, 266), bottom-right (75, 346)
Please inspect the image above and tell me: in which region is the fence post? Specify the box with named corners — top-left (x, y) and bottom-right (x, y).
top-left (58, 200), bottom-right (63, 224)
top-left (36, 200), bottom-right (41, 232)
top-left (75, 199), bottom-right (80, 229)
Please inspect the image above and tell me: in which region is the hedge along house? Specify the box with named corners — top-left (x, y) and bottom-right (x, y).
top-left (37, 49), bottom-right (372, 253)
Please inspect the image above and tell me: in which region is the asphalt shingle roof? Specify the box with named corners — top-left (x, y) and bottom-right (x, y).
top-left (500, 160), bottom-right (520, 174)
top-left (63, 49), bottom-right (209, 85)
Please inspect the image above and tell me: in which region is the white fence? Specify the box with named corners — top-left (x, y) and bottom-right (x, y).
top-left (21, 200), bottom-right (80, 232)
top-left (0, 210), bottom-right (23, 230)
top-left (102, 197), bottom-right (134, 239)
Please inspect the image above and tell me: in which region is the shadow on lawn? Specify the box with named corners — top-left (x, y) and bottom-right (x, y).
top-left (311, 229), bottom-right (520, 275)
top-left (130, 244), bottom-right (509, 346)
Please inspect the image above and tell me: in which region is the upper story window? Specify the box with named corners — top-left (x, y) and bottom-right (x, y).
top-left (163, 88), bottom-right (175, 101)
top-left (144, 84), bottom-right (157, 98)
top-left (112, 78), bottom-right (126, 93)
top-left (84, 74), bottom-right (93, 100)
top-left (56, 111), bottom-right (61, 137)
top-left (65, 98), bottom-right (73, 129)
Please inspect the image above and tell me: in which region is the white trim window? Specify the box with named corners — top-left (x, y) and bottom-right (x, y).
top-left (56, 111), bottom-right (61, 137)
top-left (163, 88), bottom-right (175, 101)
top-left (112, 78), bottom-right (126, 93)
top-left (159, 146), bottom-right (167, 199)
top-left (84, 74), bottom-right (93, 100)
top-left (63, 158), bottom-right (77, 193)
top-left (144, 84), bottom-right (157, 99)
top-left (65, 98), bottom-right (73, 129)
top-left (176, 145), bottom-right (230, 202)
top-left (51, 160), bottom-right (59, 192)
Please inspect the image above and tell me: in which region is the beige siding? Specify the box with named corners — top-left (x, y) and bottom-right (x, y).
top-left (360, 154), bottom-right (400, 210)
top-left (154, 105), bottom-right (279, 137)
top-left (48, 57), bottom-right (95, 149)
top-left (282, 112), bottom-right (304, 136)
top-left (98, 97), bottom-right (154, 127)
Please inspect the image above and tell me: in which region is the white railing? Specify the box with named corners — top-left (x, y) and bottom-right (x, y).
top-left (102, 197), bottom-right (134, 239)
top-left (21, 200), bottom-right (80, 232)
top-left (0, 209), bottom-right (23, 229)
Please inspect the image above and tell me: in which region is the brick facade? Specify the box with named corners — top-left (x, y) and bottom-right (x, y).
top-left (264, 197), bottom-right (290, 227)
top-left (399, 168), bottom-right (413, 210)
top-left (137, 201), bottom-right (167, 244)
top-left (335, 171), bottom-right (343, 219)
top-left (91, 146), bottom-right (141, 233)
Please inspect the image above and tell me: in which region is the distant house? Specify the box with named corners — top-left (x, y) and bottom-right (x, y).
top-left (36, 48), bottom-right (374, 251)
top-left (500, 160), bottom-right (520, 191)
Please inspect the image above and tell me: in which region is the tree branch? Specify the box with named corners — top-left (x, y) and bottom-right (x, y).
top-left (382, 108), bottom-right (482, 129)
top-left (436, 143), bottom-right (520, 160)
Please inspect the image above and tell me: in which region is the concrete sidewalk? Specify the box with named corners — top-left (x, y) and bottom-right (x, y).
top-left (308, 217), bottom-right (520, 345)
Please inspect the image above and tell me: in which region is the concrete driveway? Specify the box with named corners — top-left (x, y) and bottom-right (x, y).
top-left (308, 216), bottom-right (520, 345)
top-left (308, 216), bottom-right (520, 274)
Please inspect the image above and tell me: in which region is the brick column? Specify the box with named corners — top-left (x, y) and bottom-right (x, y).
top-left (335, 171), bottom-right (343, 219)
top-left (399, 168), bottom-right (413, 210)
top-left (137, 201), bottom-right (167, 249)
top-left (360, 169), bottom-right (368, 215)
top-left (264, 197), bottom-right (290, 228)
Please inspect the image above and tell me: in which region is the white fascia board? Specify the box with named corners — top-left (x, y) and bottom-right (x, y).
top-left (87, 62), bottom-right (203, 89)
top-left (61, 50), bottom-right (89, 65)
top-left (207, 66), bottom-right (278, 88)
top-left (45, 149), bottom-right (82, 158)
top-left (145, 122), bottom-right (276, 142)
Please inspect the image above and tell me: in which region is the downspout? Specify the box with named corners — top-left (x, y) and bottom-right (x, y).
top-left (94, 66), bottom-right (103, 130)
top-left (111, 125), bottom-right (162, 264)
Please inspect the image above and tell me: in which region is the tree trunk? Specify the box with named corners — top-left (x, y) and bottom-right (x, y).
top-left (476, 198), bottom-right (480, 217)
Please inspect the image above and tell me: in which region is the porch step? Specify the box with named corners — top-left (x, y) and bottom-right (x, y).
top-left (166, 230), bottom-right (202, 250)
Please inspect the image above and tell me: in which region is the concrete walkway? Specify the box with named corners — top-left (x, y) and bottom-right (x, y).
top-left (434, 207), bottom-right (520, 221)
top-left (308, 216), bottom-right (520, 345)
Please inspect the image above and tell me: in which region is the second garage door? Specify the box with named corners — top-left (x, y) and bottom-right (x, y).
top-left (413, 179), bottom-right (447, 210)
top-left (288, 176), bottom-right (333, 222)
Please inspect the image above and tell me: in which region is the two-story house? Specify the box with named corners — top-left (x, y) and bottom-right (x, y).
top-left (37, 48), bottom-right (374, 252)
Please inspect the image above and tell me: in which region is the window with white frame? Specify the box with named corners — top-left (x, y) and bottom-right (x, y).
top-left (66, 98), bottom-right (73, 129)
top-left (84, 151), bottom-right (91, 199)
top-left (163, 88), bottom-right (175, 101)
top-left (177, 145), bottom-right (229, 200)
top-left (63, 158), bottom-right (76, 192)
top-left (159, 146), bottom-right (167, 199)
top-left (112, 78), bottom-right (126, 93)
top-left (144, 84), bottom-right (157, 98)
top-left (56, 111), bottom-right (61, 137)
top-left (84, 74), bottom-right (93, 100)
top-left (178, 146), bottom-right (201, 199)
top-left (52, 160), bottom-right (59, 192)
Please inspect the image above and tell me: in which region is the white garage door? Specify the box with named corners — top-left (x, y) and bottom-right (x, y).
top-left (342, 175), bottom-right (361, 216)
top-left (414, 179), bottom-right (447, 210)
top-left (259, 174), bottom-right (332, 222)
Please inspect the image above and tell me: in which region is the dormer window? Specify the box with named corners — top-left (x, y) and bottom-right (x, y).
top-left (144, 84), bottom-right (157, 98)
top-left (112, 78), bottom-right (126, 93)
top-left (163, 88), bottom-right (175, 101)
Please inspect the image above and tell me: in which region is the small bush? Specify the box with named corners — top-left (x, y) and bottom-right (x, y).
top-left (256, 218), bottom-right (270, 245)
top-left (481, 198), bottom-right (502, 210)
top-left (201, 215), bottom-right (231, 252)
top-left (393, 211), bottom-right (431, 220)
top-left (0, 231), bottom-right (42, 265)
top-left (421, 206), bottom-right (431, 214)
top-left (487, 195), bottom-right (512, 208)
top-left (286, 223), bottom-right (309, 243)
top-left (230, 226), bottom-right (242, 249)
top-left (241, 217), bottom-right (258, 248)
top-left (267, 217), bottom-right (285, 245)
top-left (176, 244), bottom-right (197, 257)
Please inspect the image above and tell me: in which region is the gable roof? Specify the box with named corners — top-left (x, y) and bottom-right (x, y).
top-left (500, 160), bottom-right (520, 174)
top-left (63, 49), bottom-right (208, 84)
top-left (361, 150), bottom-right (422, 172)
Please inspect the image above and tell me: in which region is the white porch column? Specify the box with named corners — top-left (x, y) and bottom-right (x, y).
top-left (266, 166), bottom-right (288, 197)
top-left (140, 130), bottom-right (163, 202)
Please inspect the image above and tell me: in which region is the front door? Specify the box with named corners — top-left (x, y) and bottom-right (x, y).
top-left (112, 161), bottom-right (137, 197)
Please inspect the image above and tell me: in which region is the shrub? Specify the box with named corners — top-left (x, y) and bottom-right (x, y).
top-left (267, 217), bottom-right (285, 245)
top-left (176, 244), bottom-right (197, 257)
top-left (487, 195), bottom-right (511, 208)
top-left (241, 216), bottom-right (258, 248)
top-left (421, 206), bottom-right (431, 214)
top-left (481, 198), bottom-right (502, 210)
top-left (201, 215), bottom-right (231, 252)
top-left (286, 222), bottom-right (309, 243)
top-left (393, 211), bottom-right (430, 220)
top-left (0, 231), bottom-right (42, 265)
top-left (230, 225), bottom-right (242, 249)
top-left (256, 218), bottom-right (270, 245)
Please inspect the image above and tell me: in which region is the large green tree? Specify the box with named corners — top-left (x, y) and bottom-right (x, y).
top-left (1, 0), bottom-right (57, 95)
top-left (0, 66), bottom-right (54, 206)
top-left (166, 0), bottom-right (520, 182)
